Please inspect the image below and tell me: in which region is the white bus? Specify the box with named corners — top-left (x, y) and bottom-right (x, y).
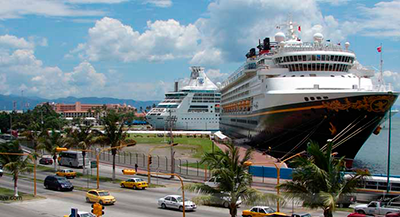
top-left (345, 174), bottom-right (400, 204)
top-left (58, 151), bottom-right (90, 168)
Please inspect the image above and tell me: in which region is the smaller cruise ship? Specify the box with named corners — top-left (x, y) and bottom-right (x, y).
top-left (146, 66), bottom-right (221, 131)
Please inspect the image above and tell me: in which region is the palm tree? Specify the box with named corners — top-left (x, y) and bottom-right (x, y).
top-left (65, 118), bottom-right (95, 174)
top-left (38, 129), bottom-right (66, 171)
top-left (0, 141), bottom-right (32, 197)
top-left (93, 109), bottom-right (135, 180)
top-left (279, 141), bottom-right (369, 217)
top-left (185, 143), bottom-right (281, 217)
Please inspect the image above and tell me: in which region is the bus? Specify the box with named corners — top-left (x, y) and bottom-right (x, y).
top-left (58, 151), bottom-right (90, 168)
top-left (345, 174), bottom-right (400, 205)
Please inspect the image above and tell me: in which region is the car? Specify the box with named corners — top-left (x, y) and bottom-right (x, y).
top-left (39, 157), bottom-right (53, 165)
top-left (242, 206), bottom-right (287, 217)
top-left (63, 211), bottom-right (95, 217)
top-left (348, 213), bottom-right (367, 217)
top-left (56, 169), bottom-right (76, 179)
top-left (120, 178), bottom-right (148, 189)
top-left (0, 167), bottom-right (3, 177)
top-left (291, 213), bottom-right (311, 217)
top-left (85, 189), bottom-right (116, 205)
top-left (202, 193), bottom-right (242, 208)
top-left (387, 212), bottom-right (400, 217)
top-left (158, 195), bottom-right (197, 212)
top-left (44, 175), bottom-right (74, 191)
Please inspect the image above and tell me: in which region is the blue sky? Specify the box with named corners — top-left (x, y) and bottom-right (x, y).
top-left (0, 0), bottom-right (399, 101)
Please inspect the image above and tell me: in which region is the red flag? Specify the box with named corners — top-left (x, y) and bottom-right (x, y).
top-left (377, 46), bottom-right (382, 52)
top-left (298, 26), bottom-right (301, 32)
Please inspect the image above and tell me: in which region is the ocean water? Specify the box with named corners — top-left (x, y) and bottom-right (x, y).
top-left (353, 115), bottom-right (400, 175)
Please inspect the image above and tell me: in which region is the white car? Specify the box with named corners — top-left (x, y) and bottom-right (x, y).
top-left (158, 195), bottom-right (197, 211)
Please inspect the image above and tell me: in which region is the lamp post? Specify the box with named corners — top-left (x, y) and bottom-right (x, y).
top-left (274, 152), bottom-right (304, 212)
top-left (147, 143), bottom-right (178, 184)
top-left (387, 108), bottom-right (392, 193)
top-left (0, 152), bottom-right (36, 197)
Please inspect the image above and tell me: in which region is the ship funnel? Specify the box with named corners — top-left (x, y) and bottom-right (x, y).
top-left (174, 81), bottom-right (179, 92)
top-left (263, 37), bottom-right (270, 50)
top-left (345, 42), bottom-right (350, 50)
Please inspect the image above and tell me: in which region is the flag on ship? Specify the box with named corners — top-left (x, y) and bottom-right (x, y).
top-left (298, 26), bottom-right (301, 32)
top-left (377, 46), bottom-right (382, 52)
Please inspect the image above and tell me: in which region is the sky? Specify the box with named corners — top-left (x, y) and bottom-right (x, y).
top-left (0, 0), bottom-right (399, 101)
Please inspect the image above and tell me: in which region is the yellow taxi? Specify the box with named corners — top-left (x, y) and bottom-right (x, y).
top-left (85, 189), bottom-right (116, 205)
top-left (56, 169), bottom-right (76, 179)
top-left (120, 178), bottom-right (148, 190)
top-left (242, 206), bottom-right (287, 217)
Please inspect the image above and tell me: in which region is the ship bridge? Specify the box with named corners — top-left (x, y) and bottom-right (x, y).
top-left (272, 42), bottom-right (356, 73)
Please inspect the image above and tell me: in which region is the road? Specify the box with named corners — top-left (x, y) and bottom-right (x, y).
top-left (0, 162), bottom-right (353, 217)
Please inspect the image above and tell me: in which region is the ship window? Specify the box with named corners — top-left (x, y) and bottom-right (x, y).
top-left (289, 56), bottom-right (294, 62)
top-left (291, 75), bottom-right (295, 77)
top-left (312, 55), bottom-right (316, 61)
top-left (304, 97), bottom-right (309, 101)
top-left (300, 75), bottom-right (304, 77)
top-left (310, 74), bottom-right (316, 77)
top-left (310, 97), bottom-right (315, 100)
top-left (331, 75), bottom-right (335, 77)
top-left (306, 55), bottom-right (312, 61)
top-left (316, 63), bottom-right (321, 71)
top-left (283, 75), bottom-right (286, 77)
top-left (316, 96), bottom-right (322, 100)
top-left (323, 96), bottom-right (329, 99)
top-left (293, 56), bottom-right (298, 61)
top-left (298, 55), bottom-right (302, 61)
top-left (302, 55), bottom-right (306, 61)
top-left (321, 55), bottom-right (326, 61)
top-left (316, 55), bottom-right (321, 60)
top-left (341, 75), bottom-right (345, 77)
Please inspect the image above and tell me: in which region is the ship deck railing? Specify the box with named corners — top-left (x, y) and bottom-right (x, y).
top-left (277, 42), bottom-right (354, 54)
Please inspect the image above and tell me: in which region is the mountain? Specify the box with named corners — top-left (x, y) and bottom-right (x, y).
top-left (0, 94), bottom-right (159, 111)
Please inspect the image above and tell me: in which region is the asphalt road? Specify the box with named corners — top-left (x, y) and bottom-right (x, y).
top-left (0, 162), bottom-right (354, 217)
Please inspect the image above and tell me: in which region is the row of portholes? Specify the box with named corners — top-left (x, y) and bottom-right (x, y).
top-left (304, 96), bottom-right (329, 101)
top-left (283, 74), bottom-right (357, 78)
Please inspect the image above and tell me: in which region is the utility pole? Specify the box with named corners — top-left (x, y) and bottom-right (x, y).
top-left (168, 109), bottom-right (176, 178)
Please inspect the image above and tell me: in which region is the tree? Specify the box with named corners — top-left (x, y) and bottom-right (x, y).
top-left (93, 109), bottom-right (135, 180)
top-left (279, 141), bottom-right (369, 217)
top-left (65, 118), bottom-right (95, 174)
top-left (0, 141), bottom-right (32, 196)
top-left (185, 143), bottom-right (281, 217)
top-left (38, 129), bottom-right (66, 171)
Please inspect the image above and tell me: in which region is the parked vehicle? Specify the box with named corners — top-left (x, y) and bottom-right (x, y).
top-left (120, 178), bottom-right (148, 189)
top-left (355, 201), bottom-right (400, 215)
top-left (158, 195), bottom-right (197, 211)
top-left (39, 157), bottom-right (53, 165)
top-left (242, 206), bottom-right (287, 217)
top-left (0, 166), bottom-right (3, 177)
top-left (347, 213), bottom-right (366, 217)
top-left (58, 151), bottom-right (90, 168)
top-left (63, 211), bottom-right (95, 217)
top-left (44, 175), bottom-right (74, 191)
top-left (201, 193), bottom-right (242, 208)
top-left (337, 195), bottom-right (357, 208)
top-left (291, 213), bottom-right (311, 217)
top-left (387, 212), bottom-right (400, 217)
top-left (56, 169), bottom-right (76, 179)
top-left (85, 189), bottom-right (116, 205)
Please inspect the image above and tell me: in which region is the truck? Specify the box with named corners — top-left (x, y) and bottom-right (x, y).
top-left (354, 201), bottom-right (400, 215)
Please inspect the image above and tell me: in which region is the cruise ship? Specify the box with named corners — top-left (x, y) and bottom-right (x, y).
top-left (146, 66), bottom-right (221, 131)
top-left (220, 20), bottom-right (398, 160)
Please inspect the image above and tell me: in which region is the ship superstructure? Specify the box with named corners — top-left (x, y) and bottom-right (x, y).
top-left (220, 20), bottom-right (398, 160)
top-left (146, 66), bottom-right (221, 131)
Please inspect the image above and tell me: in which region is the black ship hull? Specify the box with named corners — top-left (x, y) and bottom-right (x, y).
top-left (220, 93), bottom-right (398, 160)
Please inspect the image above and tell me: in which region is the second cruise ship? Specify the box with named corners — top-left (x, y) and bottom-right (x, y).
top-left (146, 66), bottom-right (221, 131)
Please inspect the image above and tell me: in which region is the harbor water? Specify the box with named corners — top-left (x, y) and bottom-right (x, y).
top-left (353, 115), bottom-right (400, 175)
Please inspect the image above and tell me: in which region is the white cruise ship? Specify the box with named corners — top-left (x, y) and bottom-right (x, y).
top-left (146, 66), bottom-right (221, 131)
top-left (220, 20), bottom-right (398, 161)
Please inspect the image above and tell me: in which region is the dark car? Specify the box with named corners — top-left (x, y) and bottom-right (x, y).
top-left (39, 157), bottom-right (53, 165)
top-left (44, 175), bottom-right (74, 191)
top-left (348, 213), bottom-right (366, 217)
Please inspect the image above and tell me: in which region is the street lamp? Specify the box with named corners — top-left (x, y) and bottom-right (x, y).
top-left (147, 143), bottom-right (178, 184)
top-left (0, 152), bottom-right (37, 197)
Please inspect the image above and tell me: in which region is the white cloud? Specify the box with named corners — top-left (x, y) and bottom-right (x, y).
top-left (142, 0), bottom-right (172, 8)
top-left (72, 17), bottom-right (200, 62)
top-left (0, 74), bottom-right (10, 95)
top-left (0, 0), bottom-right (105, 19)
top-left (205, 69), bottom-right (228, 83)
top-left (0, 35), bottom-right (34, 49)
top-left (358, 1), bottom-right (400, 39)
top-left (316, 0), bottom-right (350, 5)
top-left (67, 0), bottom-right (129, 4)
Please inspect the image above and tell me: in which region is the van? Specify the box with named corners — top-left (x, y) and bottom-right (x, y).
top-left (44, 175), bottom-right (74, 191)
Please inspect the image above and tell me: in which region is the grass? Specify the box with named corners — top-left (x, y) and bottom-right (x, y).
top-left (27, 163), bottom-right (56, 172)
top-left (148, 183), bottom-right (166, 188)
top-left (336, 207), bottom-right (354, 212)
top-left (127, 133), bottom-right (220, 159)
top-left (76, 172), bottom-right (123, 183)
top-left (0, 187), bottom-right (45, 202)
